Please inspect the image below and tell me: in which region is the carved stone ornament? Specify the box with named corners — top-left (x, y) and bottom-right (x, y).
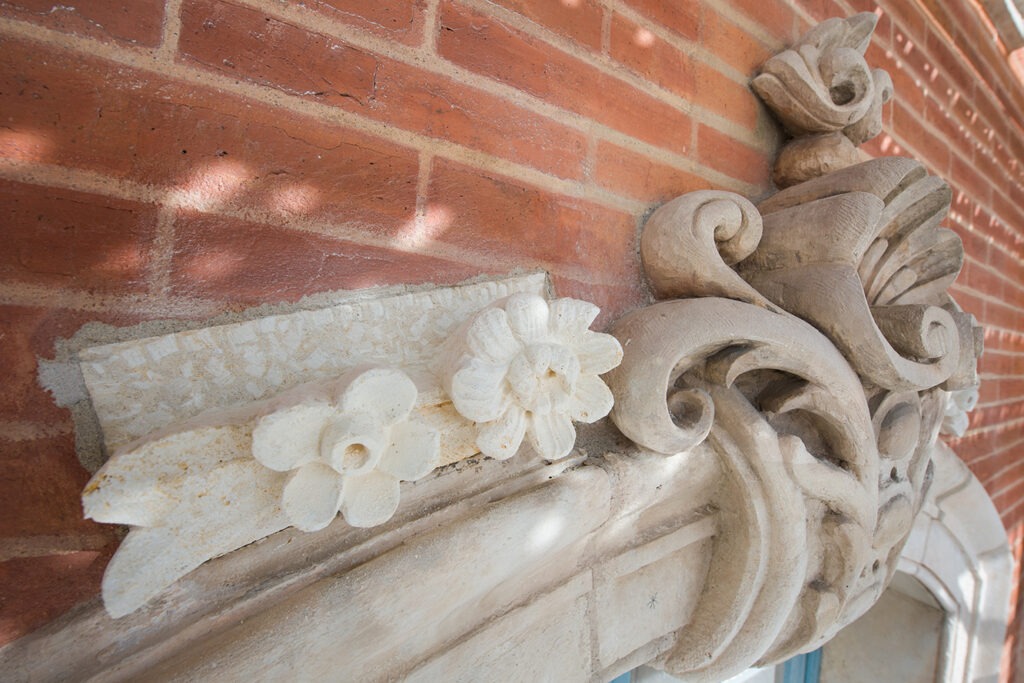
top-left (2, 13), bottom-right (998, 683)
top-left (752, 12), bottom-right (894, 187)
top-left (441, 292), bottom-right (623, 460)
top-left (75, 274), bottom-right (622, 617)
top-left (603, 14), bottom-right (983, 679)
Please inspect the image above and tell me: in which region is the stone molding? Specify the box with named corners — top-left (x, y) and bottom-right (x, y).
top-left (0, 12), bottom-right (1007, 683)
top-left (898, 442), bottom-right (1012, 682)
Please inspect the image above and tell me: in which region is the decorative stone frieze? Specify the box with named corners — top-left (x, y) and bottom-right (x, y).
top-left (601, 13), bottom-right (984, 681)
top-left (76, 274), bottom-right (624, 618)
top-left (1, 12), bottom-right (999, 683)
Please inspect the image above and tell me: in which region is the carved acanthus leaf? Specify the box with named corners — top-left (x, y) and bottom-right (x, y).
top-left (752, 13), bottom-right (892, 139)
top-left (744, 157), bottom-right (965, 391)
top-left (607, 298), bottom-right (881, 681)
top-left (753, 13), bottom-right (894, 187)
top-left (606, 31), bottom-right (982, 673)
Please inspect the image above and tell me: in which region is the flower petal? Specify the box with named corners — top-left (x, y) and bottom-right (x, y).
top-left (450, 357), bottom-right (510, 422)
top-left (379, 420), bottom-right (441, 481)
top-left (569, 374), bottom-right (614, 423)
top-left (467, 307), bottom-right (522, 365)
top-left (339, 367), bottom-right (418, 425)
top-left (506, 294), bottom-right (550, 344)
top-left (341, 470), bottom-right (401, 527)
top-left (282, 462), bottom-right (344, 532)
top-left (506, 354), bottom-right (538, 406)
top-left (252, 403), bottom-right (335, 471)
top-left (476, 405), bottom-right (528, 460)
top-left (549, 343), bottom-right (581, 387)
top-left (528, 411), bottom-right (577, 460)
top-left (549, 298), bottom-right (599, 340)
top-left (576, 331), bottom-right (624, 375)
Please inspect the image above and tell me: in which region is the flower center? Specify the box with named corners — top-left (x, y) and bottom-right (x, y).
top-left (506, 342), bottom-right (581, 414)
top-left (342, 443), bottom-right (372, 470)
top-left (320, 415), bottom-right (385, 475)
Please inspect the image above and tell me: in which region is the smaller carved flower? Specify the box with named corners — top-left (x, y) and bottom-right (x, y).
top-left (941, 386), bottom-right (979, 437)
top-left (445, 293), bottom-right (623, 461)
top-left (252, 368), bottom-right (440, 531)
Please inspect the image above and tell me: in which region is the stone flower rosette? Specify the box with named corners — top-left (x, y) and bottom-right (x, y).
top-left (443, 293), bottom-right (623, 460)
top-left (252, 367), bottom-right (442, 530)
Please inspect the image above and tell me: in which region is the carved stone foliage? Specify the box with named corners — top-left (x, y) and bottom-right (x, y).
top-left (606, 15), bottom-right (982, 675)
top-left (18, 13), bottom-right (982, 682)
top-left (77, 275), bottom-right (622, 617)
top-left (753, 13), bottom-right (894, 187)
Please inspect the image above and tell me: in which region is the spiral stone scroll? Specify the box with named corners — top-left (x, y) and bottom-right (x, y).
top-left (605, 14), bottom-right (983, 678)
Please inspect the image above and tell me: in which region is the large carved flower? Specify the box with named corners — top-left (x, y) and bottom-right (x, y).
top-left (251, 368), bottom-right (440, 531)
top-left (446, 293), bottom-right (623, 460)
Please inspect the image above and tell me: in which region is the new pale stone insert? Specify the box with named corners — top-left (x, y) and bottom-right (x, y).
top-left (77, 274), bottom-right (624, 617)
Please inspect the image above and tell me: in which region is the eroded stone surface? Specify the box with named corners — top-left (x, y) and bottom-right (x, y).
top-left (80, 274), bottom-right (548, 451)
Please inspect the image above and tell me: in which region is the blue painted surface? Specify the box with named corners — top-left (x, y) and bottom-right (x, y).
top-left (781, 648), bottom-right (823, 683)
top-left (608, 673), bottom-right (632, 683)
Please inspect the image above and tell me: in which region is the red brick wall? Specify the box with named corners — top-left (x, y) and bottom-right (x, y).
top-left (0, 0), bottom-right (1021, 677)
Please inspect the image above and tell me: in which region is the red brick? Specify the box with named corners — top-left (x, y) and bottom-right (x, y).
top-left (0, 38), bottom-right (432, 229)
top-left (427, 160), bottom-right (639, 283)
top-left (0, 182), bottom-right (156, 293)
top-left (0, 307), bottom-right (66, 425)
top-left (610, 13), bottom-right (760, 130)
top-left (0, 549), bottom-right (112, 647)
top-left (372, 60), bottom-right (587, 179)
top-left (702, 7), bottom-right (776, 77)
top-left (801, 0), bottom-right (845, 23)
top-left (0, 434), bottom-right (114, 538)
top-left (621, 0), bottom-right (700, 42)
top-left (486, 0), bottom-right (605, 51)
top-left (987, 456), bottom-right (1024, 496)
top-left (437, 1), bottom-right (693, 157)
top-left (949, 427), bottom-right (998, 464)
top-left (696, 124), bottom-right (770, 188)
top-left (0, 306), bottom-right (163, 426)
top-left (179, 0), bottom-right (378, 108)
top-left (594, 140), bottom-right (713, 202)
top-left (924, 29), bottom-right (976, 94)
top-left (296, 0), bottom-right (427, 46)
top-left (723, 0), bottom-right (794, 42)
top-left (175, 3), bottom-right (588, 179)
top-left (984, 299), bottom-right (1020, 333)
top-left (871, 40), bottom-right (927, 117)
top-left (0, 0), bottom-right (164, 46)
top-left (170, 211), bottom-right (482, 304)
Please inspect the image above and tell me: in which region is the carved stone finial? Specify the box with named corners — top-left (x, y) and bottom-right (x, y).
top-left (752, 12), bottom-right (894, 187)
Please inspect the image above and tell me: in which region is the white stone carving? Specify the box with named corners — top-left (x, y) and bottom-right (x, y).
top-left (82, 366), bottom-right (438, 617)
top-left (251, 367), bottom-right (441, 531)
top-left (442, 293), bottom-right (623, 460)
top-left (941, 386), bottom-right (979, 437)
top-left (78, 274), bottom-right (548, 452)
top-left (76, 274), bottom-right (625, 617)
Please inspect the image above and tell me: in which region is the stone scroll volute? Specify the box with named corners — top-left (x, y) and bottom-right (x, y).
top-left (5, 12), bottom-right (983, 682)
top-left (605, 13), bottom-right (982, 680)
